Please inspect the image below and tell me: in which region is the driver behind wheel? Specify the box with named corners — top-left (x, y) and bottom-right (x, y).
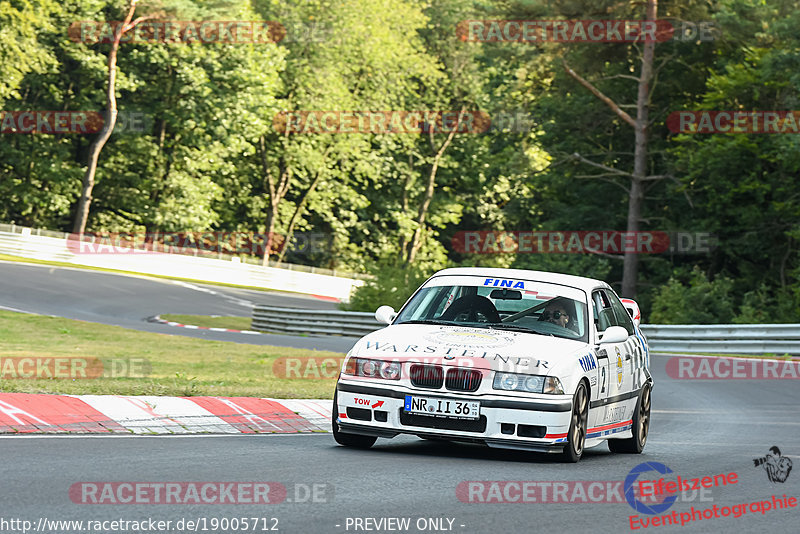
top-left (439, 294), bottom-right (500, 323)
top-left (539, 298), bottom-right (577, 331)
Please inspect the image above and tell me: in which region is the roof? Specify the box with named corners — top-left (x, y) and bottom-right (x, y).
top-left (430, 267), bottom-right (612, 294)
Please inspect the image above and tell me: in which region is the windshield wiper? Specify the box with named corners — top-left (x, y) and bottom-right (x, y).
top-left (396, 319), bottom-right (454, 325)
top-left (486, 324), bottom-right (535, 333)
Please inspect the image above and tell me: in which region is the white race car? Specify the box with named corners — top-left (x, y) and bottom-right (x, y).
top-left (332, 267), bottom-right (652, 462)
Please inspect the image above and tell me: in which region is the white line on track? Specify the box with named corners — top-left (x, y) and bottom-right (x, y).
top-left (0, 304), bottom-right (39, 314)
top-left (171, 280), bottom-right (254, 308)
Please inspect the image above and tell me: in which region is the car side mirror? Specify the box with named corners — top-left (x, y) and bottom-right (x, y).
top-left (598, 325), bottom-right (628, 344)
top-left (375, 305), bottom-right (396, 325)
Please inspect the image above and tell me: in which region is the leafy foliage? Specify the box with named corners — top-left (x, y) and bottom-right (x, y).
top-left (342, 261), bottom-right (434, 313)
top-left (2, 0), bottom-right (799, 323)
top-left (650, 267), bottom-right (736, 324)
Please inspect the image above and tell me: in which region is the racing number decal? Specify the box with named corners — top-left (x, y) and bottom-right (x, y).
top-left (596, 348), bottom-right (608, 394)
top-left (625, 338), bottom-right (643, 390)
top-left (631, 339), bottom-right (641, 390)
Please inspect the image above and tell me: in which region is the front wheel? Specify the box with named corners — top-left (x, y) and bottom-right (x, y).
top-left (608, 383), bottom-right (651, 454)
top-left (332, 390), bottom-right (377, 449)
top-left (560, 381), bottom-right (588, 463)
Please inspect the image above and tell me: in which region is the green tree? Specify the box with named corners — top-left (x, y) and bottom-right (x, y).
top-left (0, 0), bottom-right (59, 105)
top-left (650, 267), bottom-right (736, 324)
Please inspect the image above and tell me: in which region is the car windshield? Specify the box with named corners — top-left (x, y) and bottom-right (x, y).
top-left (395, 275), bottom-right (589, 342)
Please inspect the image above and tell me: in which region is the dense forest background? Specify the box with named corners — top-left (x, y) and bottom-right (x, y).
top-left (1, 0), bottom-right (798, 323)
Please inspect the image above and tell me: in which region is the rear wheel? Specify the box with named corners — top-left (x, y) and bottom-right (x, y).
top-left (560, 381), bottom-right (588, 463)
top-left (608, 383), bottom-right (651, 454)
top-left (331, 390), bottom-right (377, 449)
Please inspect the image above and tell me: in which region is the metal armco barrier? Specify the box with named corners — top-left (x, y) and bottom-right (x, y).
top-left (251, 306), bottom-right (382, 337)
top-left (639, 324), bottom-right (800, 355)
top-left (250, 305), bottom-right (800, 355)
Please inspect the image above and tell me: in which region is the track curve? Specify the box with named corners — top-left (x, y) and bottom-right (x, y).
top-left (0, 260), bottom-right (356, 352)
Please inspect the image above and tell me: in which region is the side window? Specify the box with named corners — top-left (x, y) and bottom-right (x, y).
top-left (607, 290), bottom-right (635, 336)
top-left (592, 290), bottom-right (615, 332)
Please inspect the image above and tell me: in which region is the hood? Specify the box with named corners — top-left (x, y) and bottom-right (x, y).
top-left (351, 323), bottom-right (586, 376)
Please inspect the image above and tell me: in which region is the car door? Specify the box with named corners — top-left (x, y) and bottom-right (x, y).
top-left (588, 289), bottom-right (631, 433)
top-left (606, 290), bottom-right (646, 394)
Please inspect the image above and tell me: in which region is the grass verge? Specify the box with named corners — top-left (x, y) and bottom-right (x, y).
top-left (0, 310), bottom-right (341, 398)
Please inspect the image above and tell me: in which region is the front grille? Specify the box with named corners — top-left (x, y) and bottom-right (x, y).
top-left (399, 410), bottom-right (487, 433)
top-left (445, 368), bottom-right (482, 392)
top-left (410, 364), bottom-right (443, 389)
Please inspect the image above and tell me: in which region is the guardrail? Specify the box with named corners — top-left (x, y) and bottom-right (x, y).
top-left (252, 306), bottom-right (381, 337)
top-left (0, 224), bottom-right (364, 301)
top-left (640, 324), bottom-right (800, 354)
top-left (250, 305), bottom-right (800, 355)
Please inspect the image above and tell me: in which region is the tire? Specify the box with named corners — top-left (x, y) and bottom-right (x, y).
top-left (331, 390), bottom-right (377, 449)
top-left (560, 381), bottom-right (589, 463)
top-left (608, 383), bottom-right (651, 454)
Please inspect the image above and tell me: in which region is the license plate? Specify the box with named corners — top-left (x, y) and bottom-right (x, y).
top-left (404, 395), bottom-right (480, 420)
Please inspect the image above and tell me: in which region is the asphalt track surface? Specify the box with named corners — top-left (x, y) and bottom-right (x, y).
top-left (0, 260), bottom-right (356, 352)
top-left (1, 261), bottom-right (798, 532)
top-left (2, 359), bottom-right (799, 533)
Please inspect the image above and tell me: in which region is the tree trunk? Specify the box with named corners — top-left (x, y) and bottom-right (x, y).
top-left (274, 171), bottom-right (324, 265)
top-left (405, 108), bottom-right (465, 264)
top-left (72, 1), bottom-right (139, 234)
top-left (259, 136), bottom-right (290, 266)
top-left (274, 146), bottom-right (333, 265)
top-left (621, 0), bottom-right (657, 298)
top-left (405, 155), bottom-right (440, 264)
top-left (263, 202), bottom-right (278, 265)
top-left (398, 155), bottom-right (415, 255)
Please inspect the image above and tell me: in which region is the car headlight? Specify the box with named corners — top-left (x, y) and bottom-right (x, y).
top-left (379, 361), bottom-right (401, 380)
top-left (493, 372), bottom-right (564, 394)
top-left (343, 357), bottom-right (401, 381)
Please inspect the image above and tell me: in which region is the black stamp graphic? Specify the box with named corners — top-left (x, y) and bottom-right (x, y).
top-left (753, 446), bottom-right (793, 483)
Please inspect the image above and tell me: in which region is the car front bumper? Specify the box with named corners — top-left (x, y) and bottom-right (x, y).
top-left (335, 380), bottom-right (574, 453)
